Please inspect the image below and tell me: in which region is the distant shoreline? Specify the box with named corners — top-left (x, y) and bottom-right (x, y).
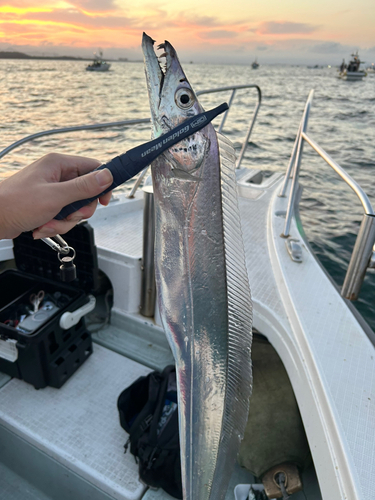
top-left (0, 51), bottom-right (134, 62)
top-left (0, 52), bottom-right (341, 66)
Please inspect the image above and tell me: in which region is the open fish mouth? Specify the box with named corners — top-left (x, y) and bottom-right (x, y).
top-left (142, 32), bottom-right (201, 135)
top-left (142, 32), bottom-right (184, 103)
top-left (142, 32), bottom-right (169, 101)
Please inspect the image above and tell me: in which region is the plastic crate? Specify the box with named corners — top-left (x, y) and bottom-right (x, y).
top-left (0, 223), bottom-right (97, 389)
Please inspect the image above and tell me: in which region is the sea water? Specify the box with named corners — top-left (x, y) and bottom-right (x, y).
top-left (0, 59), bottom-right (374, 330)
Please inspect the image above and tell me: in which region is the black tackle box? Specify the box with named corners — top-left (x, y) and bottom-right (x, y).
top-left (0, 222), bottom-right (99, 389)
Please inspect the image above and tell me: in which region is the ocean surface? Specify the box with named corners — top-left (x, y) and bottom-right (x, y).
top-left (0, 59), bottom-right (374, 330)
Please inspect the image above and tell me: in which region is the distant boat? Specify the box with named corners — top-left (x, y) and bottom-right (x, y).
top-left (366, 63), bottom-right (375, 74)
top-left (86, 50), bottom-right (111, 72)
top-left (251, 59), bottom-right (259, 69)
top-left (338, 52), bottom-right (366, 80)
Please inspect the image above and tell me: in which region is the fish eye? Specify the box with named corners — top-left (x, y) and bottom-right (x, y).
top-left (175, 88), bottom-right (195, 109)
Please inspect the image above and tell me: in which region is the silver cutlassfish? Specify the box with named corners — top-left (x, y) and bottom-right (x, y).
top-left (142, 32), bottom-right (253, 500)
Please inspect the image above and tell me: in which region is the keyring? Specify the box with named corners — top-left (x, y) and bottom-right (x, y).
top-left (57, 246), bottom-right (76, 263)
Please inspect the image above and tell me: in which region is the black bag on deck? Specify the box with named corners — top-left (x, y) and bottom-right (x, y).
top-left (117, 365), bottom-right (182, 499)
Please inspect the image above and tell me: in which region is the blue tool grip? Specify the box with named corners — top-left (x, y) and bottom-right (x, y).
top-left (55, 102), bottom-right (229, 220)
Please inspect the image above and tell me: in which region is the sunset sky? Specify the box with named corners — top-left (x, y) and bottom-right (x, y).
top-left (1, 0), bottom-right (374, 64)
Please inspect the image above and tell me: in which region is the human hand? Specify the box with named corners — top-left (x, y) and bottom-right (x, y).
top-left (0, 153), bottom-right (113, 240)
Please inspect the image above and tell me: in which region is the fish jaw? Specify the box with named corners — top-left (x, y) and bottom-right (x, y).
top-left (142, 33), bottom-right (164, 135)
top-left (142, 33), bottom-right (207, 179)
top-left (142, 32), bottom-right (203, 139)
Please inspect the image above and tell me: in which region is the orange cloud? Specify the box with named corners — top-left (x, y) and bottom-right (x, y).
top-left (199, 30), bottom-right (239, 39)
top-left (0, 6), bottom-right (53, 14)
top-left (25, 9), bottom-right (134, 29)
top-left (254, 21), bottom-right (320, 35)
top-left (0, 19), bottom-right (88, 31)
top-left (66, 0), bottom-right (118, 12)
top-left (0, 3), bottom-right (255, 50)
top-left (0, 0), bottom-right (372, 60)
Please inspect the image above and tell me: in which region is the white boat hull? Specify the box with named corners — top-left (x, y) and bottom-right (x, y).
top-left (339, 70), bottom-right (366, 80)
top-left (86, 63), bottom-right (111, 72)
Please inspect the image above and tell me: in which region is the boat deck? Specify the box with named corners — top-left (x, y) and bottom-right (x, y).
top-left (0, 172), bottom-right (374, 500)
top-left (0, 343), bottom-right (254, 500)
top-left (237, 174), bottom-right (375, 500)
top-left (87, 176), bottom-right (375, 498)
top-left (0, 345), bottom-right (147, 500)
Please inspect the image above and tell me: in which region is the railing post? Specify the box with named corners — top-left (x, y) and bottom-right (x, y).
top-left (236, 86), bottom-right (262, 169)
top-left (282, 91), bottom-right (314, 237)
top-left (127, 166), bottom-right (149, 199)
top-left (218, 89), bottom-right (236, 133)
top-left (279, 120), bottom-right (302, 197)
top-left (140, 186), bottom-right (156, 317)
top-left (293, 129), bottom-right (374, 301)
top-left (341, 214), bottom-right (375, 300)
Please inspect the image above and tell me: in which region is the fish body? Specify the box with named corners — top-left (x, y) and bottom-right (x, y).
top-left (142, 33), bottom-right (253, 500)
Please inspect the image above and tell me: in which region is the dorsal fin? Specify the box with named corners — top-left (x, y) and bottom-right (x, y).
top-left (210, 132), bottom-right (253, 498)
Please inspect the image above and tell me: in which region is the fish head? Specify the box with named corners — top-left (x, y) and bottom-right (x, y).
top-left (142, 32), bottom-right (209, 178)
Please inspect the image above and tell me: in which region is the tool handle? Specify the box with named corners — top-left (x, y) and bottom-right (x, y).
top-left (54, 102), bottom-right (229, 220)
top-left (54, 154), bottom-right (133, 220)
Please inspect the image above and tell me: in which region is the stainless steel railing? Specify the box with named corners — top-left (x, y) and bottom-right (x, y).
top-left (279, 90), bottom-right (314, 236)
top-left (280, 91), bottom-right (375, 300)
top-left (0, 119), bottom-right (151, 161)
top-left (0, 83), bottom-right (261, 168)
top-left (127, 84), bottom-right (261, 198)
top-left (197, 84), bottom-right (261, 169)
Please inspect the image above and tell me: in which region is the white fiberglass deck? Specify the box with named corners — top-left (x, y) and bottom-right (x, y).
top-left (237, 174), bottom-right (375, 500)
top-left (0, 173), bottom-right (374, 500)
top-left (91, 193), bottom-right (144, 258)
top-left (89, 176), bottom-right (375, 499)
top-left (0, 344), bottom-right (149, 500)
top-left (89, 177), bottom-right (375, 499)
top-left (0, 342), bottom-right (254, 500)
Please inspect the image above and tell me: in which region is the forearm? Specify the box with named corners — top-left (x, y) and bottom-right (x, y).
top-left (0, 178), bottom-right (27, 239)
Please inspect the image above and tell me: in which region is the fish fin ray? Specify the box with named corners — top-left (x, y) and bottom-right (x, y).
top-left (210, 132), bottom-right (253, 498)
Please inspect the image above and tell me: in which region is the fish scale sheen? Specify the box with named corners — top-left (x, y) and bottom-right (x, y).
top-left (142, 32), bottom-right (252, 500)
